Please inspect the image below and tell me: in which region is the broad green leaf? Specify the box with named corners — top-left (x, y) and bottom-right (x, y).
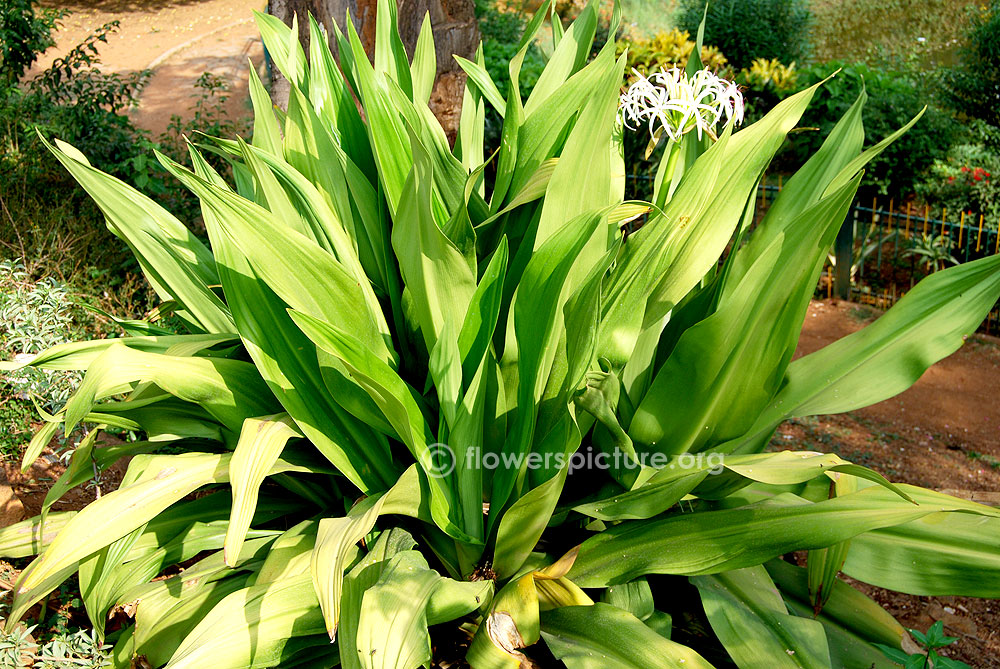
top-left (184, 147), bottom-right (397, 492)
top-left (494, 467), bottom-right (569, 578)
top-left (306, 13), bottom-right (375, 179)
top-left (535, 51), bottom-right (623, 266)
top-left (254, 521), bottom-right (318, 585)
top-left (63, 343), bottom-right (277, 438)
top-left (157, 151), bottom-right (395, 366)
top-left (80, 519), bottom-right (278, 640)
top-left (454, 55), bottom-right (507, 117)
top-left (692, 566), bottom-right (831, 669)
top-left (539, 603), bottom-right (715, 669)
top-left (164, 574), bottom-right (327, 669)
top-left (252, 10), bottom-right (307, 91)
top-left (7, 453), bottom-right (307, 627)
top-left (523, 0), bottom-right (598, 117)
top-left (566, 486), bottom-right (1000, 587)
top-left (572, 451), bottom-right (909, 521)
top-left (288, 310), bottom-right (465, 541)
top-left (38, 432), bottom-right (161, 522)
top-left (409, 13), bottom-right (436, 104)
top-left (339, 529), bottom-right (420, 669)
top-left (20, 420), bottom-right (60, 473)
top-left (493, 210), bottom-right (605, 513)
top-left (0, 334), bottom-right (238, 372)
top-left (844, 508), bottom-right (1000, 597)
top-left (225, 413), bottom-right (302, 565)
top-left (247, 64), bottom-right (282, 155)
top-left (312, 494), bottom-right (384, 640)
top-left (310, 465), bottom-right (446, 642)
top-left (629, 174), bottom-right (862, 454)
top-left (0, 512), bottom-right (76, 559)
top-left (356, 551), bottom-right (490, 669)
top-left (725, 90), bottom-right (867, 287)
top-left (765, 558), bottom-right (908, 650)
top-left (373, 0), bottom-right (412, 96)
top-left (41, 137), bottom-right (233, 334)
top-left (392, 131), bottom-right (478, 354)
top-left (601, 578), bottom-right (654, 622)
top-left (600, 80), bottom-right (827, 368)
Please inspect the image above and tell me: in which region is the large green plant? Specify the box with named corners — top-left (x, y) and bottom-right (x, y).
top-left (3, 2), bottom-right (1000, 667)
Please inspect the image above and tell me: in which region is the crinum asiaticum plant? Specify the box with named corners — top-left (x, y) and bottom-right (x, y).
top-left (3, 1), bottom-right (1000, 667)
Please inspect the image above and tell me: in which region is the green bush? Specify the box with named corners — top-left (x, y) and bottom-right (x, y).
top-left (474, 0), bottom-right (546, 155)
top-left (0, 4), bottom-right (154, 275)
top-left (3, 3), bottom-right (1000, 668)
top-left (676, 0), bottom-right (812, 69)
top-left (781, 61), bottom-right (962, 198)
top-left (0, 0), bottom-right (62, 86)
top-left (0, 259), bottom-right (87, 458)
top-left (944, 0), bottom-right (1000, 127)
top-left (916, 120), bottom-right (1000, 228)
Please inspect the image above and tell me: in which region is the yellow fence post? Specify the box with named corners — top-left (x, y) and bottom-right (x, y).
top-left (959, 211), bottom-right (965, 247)
top-left (923, 204), bottom-right (930, 237)
top-left (905, 202), bottom-right (912, 239)
top-left (941, 207), bottom-right (947, 237)
top-left (977, 214), bottom-right (985, 252)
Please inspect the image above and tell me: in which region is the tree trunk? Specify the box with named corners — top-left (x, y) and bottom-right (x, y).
top-left (267, 0), bottom-right (479, 141)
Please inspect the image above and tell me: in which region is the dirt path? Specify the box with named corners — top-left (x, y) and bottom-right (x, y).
top-left (790, 299), bottom-right (1000, 492)
top-left (781, 299), bottom-right (1000, 667)
top-left (798, 299), bottom-right (1000, 453)
top-left (34, 0), bottom-right (266, 136)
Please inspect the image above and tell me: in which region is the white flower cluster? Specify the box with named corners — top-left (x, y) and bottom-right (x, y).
top-left (618, 67), bottom-right (745, 142)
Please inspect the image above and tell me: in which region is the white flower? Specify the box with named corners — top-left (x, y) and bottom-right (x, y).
top-left (618, 67), bottom-right (745, 142)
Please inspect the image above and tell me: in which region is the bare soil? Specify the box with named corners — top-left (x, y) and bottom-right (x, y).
top-left (34, 0), bottom-right (265, 137)
top-left (775, 299), bottom-right (1000, 667)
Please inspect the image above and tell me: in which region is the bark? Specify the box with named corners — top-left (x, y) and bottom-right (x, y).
top-left (267, 0), bottom-right (479, 140)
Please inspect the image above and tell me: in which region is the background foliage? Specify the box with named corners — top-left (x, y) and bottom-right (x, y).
top-left (675, 0), bottom-right (812, 69)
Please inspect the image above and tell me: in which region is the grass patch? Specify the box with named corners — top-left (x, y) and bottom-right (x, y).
top-left (967, 450), bottom-right (1000, 470)
top-left (810, 0), bottom-right (978, 65)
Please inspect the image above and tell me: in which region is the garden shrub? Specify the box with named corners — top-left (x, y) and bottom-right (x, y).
top-left (0, 2), bottom-right (154, 275)
top-left (675, 0), bottom-right (811, 69)
top-left (3, 3), bottom-right (1000, 668)
top-left (917, 120), bottom-right (1000, 228)
top-left (736, 57), bottom-right (799, 123)
top-left (616, 27), bottom-right (728, 76)
top-left (782, 60), bottom-right (962, 198)
top-left (1, 1), bottom-right (253, 305)
top-left (0, 259), bottom-right (87, 458)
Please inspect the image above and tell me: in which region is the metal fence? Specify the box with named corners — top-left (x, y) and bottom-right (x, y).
top-left (758, 180), bottom-right (1000, 335)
